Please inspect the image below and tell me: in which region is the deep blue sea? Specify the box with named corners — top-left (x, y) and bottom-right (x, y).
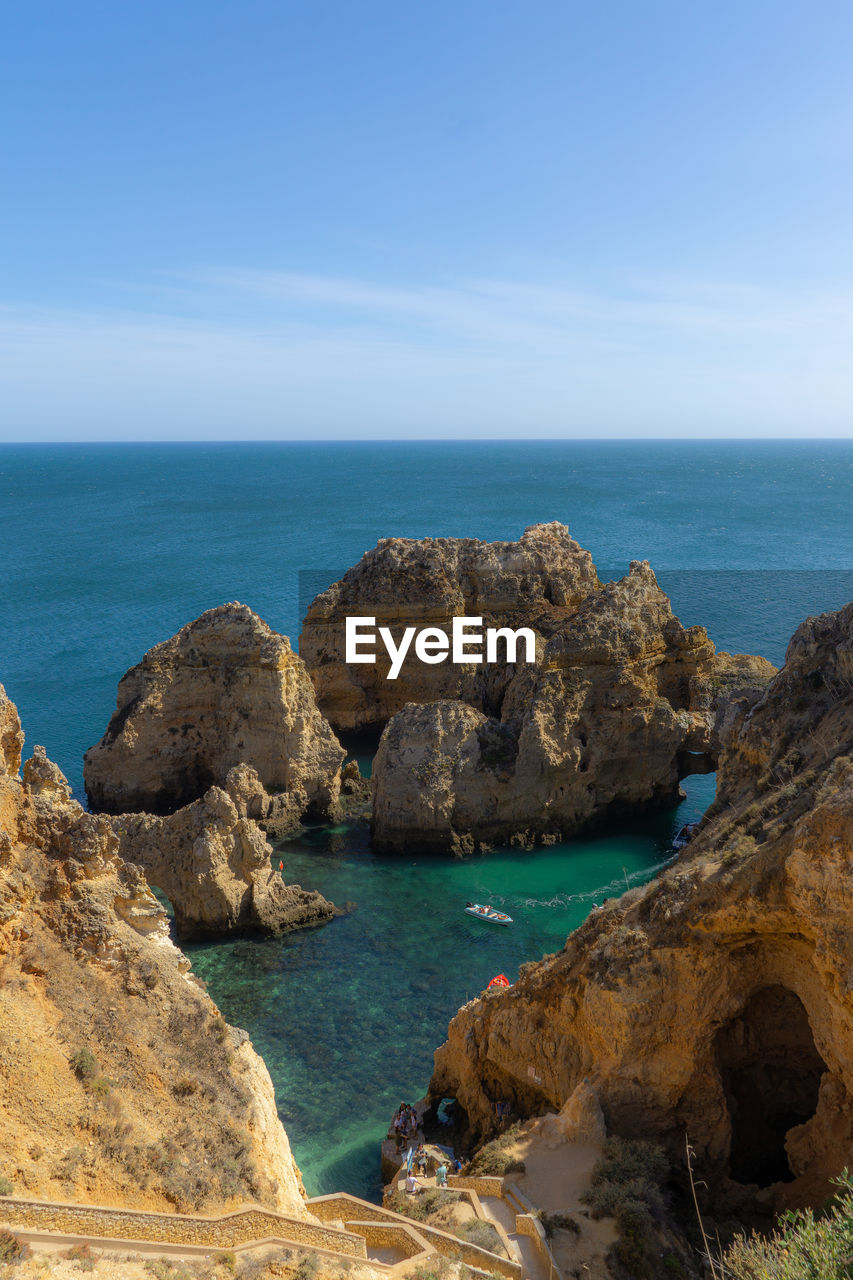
top-left (2, 441), bottom-right (852, 1199)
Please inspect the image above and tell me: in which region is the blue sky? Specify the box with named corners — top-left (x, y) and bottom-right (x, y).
top-left (2, 0), bottom-right (853, 440)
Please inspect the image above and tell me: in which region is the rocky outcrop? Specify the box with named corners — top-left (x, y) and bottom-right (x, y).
top-left (0, 684), bottom-right (25, 775)
top-left (372, 563), bottom-right (775, 853)
top-left (427, 600), bottom-right (853, 1219)
top-left (0, 690), bottom-right (309, 1216)
top-left (112, 765), bottom-right (335, 940)
top-left (300, 523), bottom-right (601, 729)
top-left (84, 603), bottom-right (344, 819)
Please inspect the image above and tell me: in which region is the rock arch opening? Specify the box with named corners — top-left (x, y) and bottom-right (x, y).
top-left (715, 985), bottom-right (826, 1187)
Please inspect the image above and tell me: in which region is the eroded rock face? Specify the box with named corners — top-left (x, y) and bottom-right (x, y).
top-left (300, 523), bottom-right (601, 729)
top-left (372, 563), bottom-right (775, 853)
top-left (84, 603), bottom-right (344, 818)
top-left (112, 766), bottom-right (335, 940)
top-left (0, 684), bottom-right (25, 776)
top-left (427, 600), bottom-right (853, 1218)
top-left (0, 693), bottom-right (308, 1215)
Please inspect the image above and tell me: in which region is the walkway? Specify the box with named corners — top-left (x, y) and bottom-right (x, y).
top-left (0, 1170), bottom-right (562, 1279)
top-left (476, 1191), bottom-right (550, 1280)
top-left (0, 1187), bottom-right (521, 1278)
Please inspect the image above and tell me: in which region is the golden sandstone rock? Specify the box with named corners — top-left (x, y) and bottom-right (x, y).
top-left (110, 767), bottom-right (334, 940)
top-left (84, 602), bottom-right (344, 820)
top-left (427, 601), bottom-right (853, 1219)
top-left (371, 561), bottom-right (775, 853)
top-left (300, 522), bottom-right (601, 729)
top-left (0, 686), bottom-right (308, 1216)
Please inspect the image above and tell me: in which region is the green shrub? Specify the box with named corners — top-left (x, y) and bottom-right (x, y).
top-left (143, 1261), bottom-right (194, 1280)
top-left (662, 1254), bottom-right (685, 1276)
top-left (0, 1229), bottom-right (31, 1264)
top-left (583, 1176), bottom-right (656, 1221)
top-left (467, 1123), bottom-right (526, 1176)
top-left (87, 1075), bottom-right (115, 1099)
top-left (64, 1242), bottom-right (97, 1271)
top-left (589, 1136), bottom-right (669, 1190)
top-left (386, 1187), bottom-right (460, 1221)
top-left (293, 1254), bottom-right (319, 1280)
top-left (411, 1261), bottom-right (453, 1280)
top-left (210, 1014), bottom-right (230, 1045)
top-left (460, 1218), bottom-right (505, 1255)
top-left (56, 1144), bottom-right (86, 1180)
top-left (538, 1210), bottom-right (580, 1238)
top-left (172, 1076), bottom-right (199, 1097)
top-left (611, 1197), bottom-right (655, 1273)
top-left (69, 1047), bottom-right (99, 1080)
top-left (0, 1175), bottom-right (12, 1195)
top-left (720, 1169), bottom-right (853, 1279)
top-left (582, 1137), bottom-right (670, 1278)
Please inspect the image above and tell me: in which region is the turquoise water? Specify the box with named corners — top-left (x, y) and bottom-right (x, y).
top-left (3, 441), bottom-right (853, 798)
top-left (188, 771), bottom-right (716, 1200)
top-left (1, 441), bottom-right (851, 1200)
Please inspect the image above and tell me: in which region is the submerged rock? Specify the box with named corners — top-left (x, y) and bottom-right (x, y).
top-left (84, 602), bottom-right (345, 820)
top-left (300, 522), bottom-right (601, 729)
top-left (372, 562), bottom-right (775, 853)
top-left (428, 598), bottom-right (853, 1219)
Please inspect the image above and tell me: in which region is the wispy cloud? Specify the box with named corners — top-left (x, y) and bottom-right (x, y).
top-left (1, 269), bottom-right (853, 439)
top-left (190, 266), bottom-right (853, 342)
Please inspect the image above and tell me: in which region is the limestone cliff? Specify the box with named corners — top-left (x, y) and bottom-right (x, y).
top-left (84, 603), bottom-right (344, 819)
top-left (0, 686), bottom-right (307, 1216)
top-left (373, 562), bottom-right (775, 853)
top-left (300, 523), bottom-right (601, 729)
top-left (427, 600), bottom-right (853, 1220)
top-left (111, 765), bottom-right (334, 940)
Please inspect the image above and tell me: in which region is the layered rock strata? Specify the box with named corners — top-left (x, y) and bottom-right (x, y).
top-left (427, 601), bottom-right (853, 1217)
top-left (372, 562), bottom-right (775, 853)
top-left (0, 685), bottom-right (308, 1215)
top-left (111, 765), bottom-right (335, 940)
top-left (84, 603), bottom-right (344, 819)
top-left (300, 523), bottom-right (601, 729)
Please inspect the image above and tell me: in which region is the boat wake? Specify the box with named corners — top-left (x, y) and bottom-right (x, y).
top-left (512, 856), bottom-right (677, 911)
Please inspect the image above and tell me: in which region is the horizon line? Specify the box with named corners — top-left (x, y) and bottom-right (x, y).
top-left (2, 436), bottom-right (853, 446)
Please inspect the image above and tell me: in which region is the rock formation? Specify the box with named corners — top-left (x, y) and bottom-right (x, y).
top-left (427, 600), bottom-right (853, 1219)
top-left (84, 603), bottom-right (345, 820)
top-left (372, 562), bottom-right (775, 853)
top-left (300, 523), bottom-right (601, 729)
top-left (112, 765), bottom-right (335, 940)
top-left (0, 685), bottom-right (308, 1215)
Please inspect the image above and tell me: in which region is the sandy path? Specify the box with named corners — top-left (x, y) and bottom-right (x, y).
top-left (493, 1124), bottom-right (618, 1277)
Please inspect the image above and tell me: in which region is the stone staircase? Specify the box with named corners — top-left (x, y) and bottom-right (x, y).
top-left (308, 1192), bottom-right (522, 1276)
top-left (0, 1188), bottom-right (525, 1276)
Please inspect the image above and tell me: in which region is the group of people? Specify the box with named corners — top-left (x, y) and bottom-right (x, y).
top-left (405, 1148), bottom-right (449, 1195)
top-left (402, 1143), bottom-right (464, 1195)
top-left (391, 1101), bottom-right (419, 1146)
top-left (392, 1100), bottom-right (466, 1197)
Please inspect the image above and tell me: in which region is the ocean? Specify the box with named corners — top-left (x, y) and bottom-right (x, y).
top-left (2, 440), bottom-right (852, 1199)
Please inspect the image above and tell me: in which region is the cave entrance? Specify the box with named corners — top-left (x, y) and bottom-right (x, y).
top-left (715, 985), bottom-right (826, 1186)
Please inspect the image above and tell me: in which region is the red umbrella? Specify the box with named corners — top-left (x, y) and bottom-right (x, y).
top-left (487, 973), bottom-right (511, 989)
